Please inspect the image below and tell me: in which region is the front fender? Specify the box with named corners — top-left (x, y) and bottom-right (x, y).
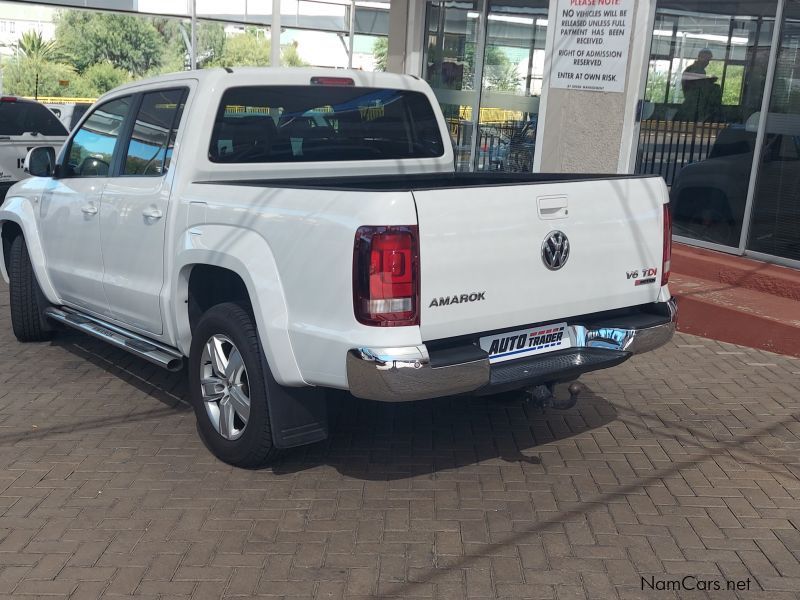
top-left (0, 195), bottom-right (60, 304)
top-left (173, 225), bottom-right (306, 387)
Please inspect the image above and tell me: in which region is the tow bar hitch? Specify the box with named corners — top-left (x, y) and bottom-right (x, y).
top-left (525, 382), bottom-right (582, 410)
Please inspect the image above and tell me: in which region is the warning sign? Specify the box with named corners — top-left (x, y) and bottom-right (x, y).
top-left (550, 0), bottom-right (634, 93)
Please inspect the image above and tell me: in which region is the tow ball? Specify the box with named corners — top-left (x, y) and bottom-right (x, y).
top-left (525, 382), bottom-right (582, 410)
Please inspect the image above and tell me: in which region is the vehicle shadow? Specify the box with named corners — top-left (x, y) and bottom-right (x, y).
top-left (50, 330), bottom-right (190, 410)
top-left (274, 386), bottom-right (617, 480)
top-left (47, 330), bottom-right (617, 479)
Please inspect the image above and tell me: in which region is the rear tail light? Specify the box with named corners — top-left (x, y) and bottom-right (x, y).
top-left (0, 96), bottom-right (17, 102)
top-left (353, 226), bottom-right (419, 327)
top-left (662, 204), bottom-right (672, 286)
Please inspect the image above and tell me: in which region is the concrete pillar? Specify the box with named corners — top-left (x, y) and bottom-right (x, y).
top-left (387, 0), bottom-right (426, 75)
top-left (536, 0), bottom-right (655, 174)
top-left (387, 0), bottom-right (409, 73)
top-left (271, 0), bottom-right (281, 68)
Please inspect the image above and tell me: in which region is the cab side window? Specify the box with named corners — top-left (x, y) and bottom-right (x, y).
top-left (66, 96), bottom-right (131, 178)
top-left (123, 89), bottom-right (188, 177)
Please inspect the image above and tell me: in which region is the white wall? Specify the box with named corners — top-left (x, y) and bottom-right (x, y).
top-left (0, 2), bottom-right (57, 53)
top-left (537, 0), bottom-right (654, 173)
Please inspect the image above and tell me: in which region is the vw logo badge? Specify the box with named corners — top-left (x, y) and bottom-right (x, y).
top-left (541, 231), bottom-right (570, 271)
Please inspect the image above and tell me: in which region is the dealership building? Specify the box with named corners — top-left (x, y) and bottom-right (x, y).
top-left (4, 0), bottom-right (800, 271)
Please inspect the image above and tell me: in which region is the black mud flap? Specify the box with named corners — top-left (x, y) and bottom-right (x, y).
top-left (263, 360), bottom-right (328, 449)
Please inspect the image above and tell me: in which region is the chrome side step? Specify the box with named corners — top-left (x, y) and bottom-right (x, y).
top-left (44, 307), bottom-right (184, 372)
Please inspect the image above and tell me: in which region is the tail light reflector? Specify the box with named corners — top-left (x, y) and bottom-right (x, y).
top-left (662, 204), bottom-right (672, 286)
top-left (353, 226), bottom-right (419, 326)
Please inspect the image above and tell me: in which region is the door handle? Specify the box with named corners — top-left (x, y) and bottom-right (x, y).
top-left (142, 207), bottom-right (163, 220)
top-left (538, 195), bottom-right (568, 220)
top-left (81, 204), bottom-right (98, 216)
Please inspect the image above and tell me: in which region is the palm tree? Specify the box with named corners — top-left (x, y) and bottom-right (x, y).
top-left (18, 30), bottom-right (59, 62)
top-left (17, 31), bottom-right (59, 98)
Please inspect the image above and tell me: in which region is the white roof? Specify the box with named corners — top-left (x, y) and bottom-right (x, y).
top-left (99, 67), bottom-right (425, 103)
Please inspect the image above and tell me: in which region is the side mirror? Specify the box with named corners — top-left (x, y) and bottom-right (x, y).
top-left (24, 146), bottom-right (57, 178)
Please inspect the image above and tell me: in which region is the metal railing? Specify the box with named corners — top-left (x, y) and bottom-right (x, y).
top-left (635, 119), bottom-right (727, 187)
top-left (449, 120), bottom-right (537, 173)
top-left (448, 118), bottom-right (727, 180)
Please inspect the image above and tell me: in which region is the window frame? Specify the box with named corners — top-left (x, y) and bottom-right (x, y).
top-left (61, 94), bottom-right (134, 180)
top-left (118, 87), bottom-right (190, 179)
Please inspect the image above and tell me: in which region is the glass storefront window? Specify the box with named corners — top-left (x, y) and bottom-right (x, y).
top-left (281, 28), bottom-right (349, 67)
top-left (422, 0), bottom-right (547, 173)
top-left (476, 1), bottom-right (547, 173)
top-left (423, 1), bottom-right (481, 171)
top-left (636, 1), bottom-right (778, 248)
top-left (352, 34), bottom-right (388, 71)
top-left (747, 0), bottom-right (800, 262)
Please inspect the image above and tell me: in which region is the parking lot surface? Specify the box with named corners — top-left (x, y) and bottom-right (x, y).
top-left (1, 283), bottom-right (799, 599)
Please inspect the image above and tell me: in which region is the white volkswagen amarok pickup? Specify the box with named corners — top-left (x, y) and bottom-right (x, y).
top-left (0, 68), bottom-right (676, 467)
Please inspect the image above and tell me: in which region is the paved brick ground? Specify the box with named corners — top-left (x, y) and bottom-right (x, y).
top-left (1, 282), bottom-right (799, 599)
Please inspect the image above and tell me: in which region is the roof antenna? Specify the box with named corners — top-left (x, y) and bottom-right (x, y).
top-left (223, 67), bottom-right (233, 73)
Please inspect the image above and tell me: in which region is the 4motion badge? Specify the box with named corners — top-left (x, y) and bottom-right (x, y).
top-left (541, 231), bottom-right (570, 271)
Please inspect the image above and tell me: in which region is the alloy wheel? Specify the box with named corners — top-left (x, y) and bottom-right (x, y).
top-left (200, 334), bottom-right (251, 440)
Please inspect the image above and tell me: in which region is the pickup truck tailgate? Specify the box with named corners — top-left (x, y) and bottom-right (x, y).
top-left (414, 176), bottom-right (668, 341)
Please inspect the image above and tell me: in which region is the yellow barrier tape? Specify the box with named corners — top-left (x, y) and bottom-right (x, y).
top-left (24, 96), bottom-right (96, 104)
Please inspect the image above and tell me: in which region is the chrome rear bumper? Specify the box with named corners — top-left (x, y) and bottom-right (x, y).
top-left (346, 299), bottom-right (677, 402)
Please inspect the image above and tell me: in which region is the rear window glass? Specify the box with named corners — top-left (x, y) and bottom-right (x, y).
top-left (0, 101), bottom-right (68, 136)
top-left (209, 85), bottom-right (444, 163)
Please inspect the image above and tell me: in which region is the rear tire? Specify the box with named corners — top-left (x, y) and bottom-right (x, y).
top-left (8, 235), bottom-right (53, 342)
top-left (189, 302), bottom-right (281, 468)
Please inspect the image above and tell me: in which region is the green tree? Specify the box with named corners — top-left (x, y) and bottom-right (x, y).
top-left (7, 30), bottom-right (69, 98)
top-left (148, 17), bottom-right (187, 74)
top-left (55, 10), bottom-right (162, 76)
top-left (18, 30), bottom-right (60, 64)
top-left (645, 69), bottom-right (669, 103)
top-left (454, 43), bottom-right (519, 92)
top-left (483, 55), bottom-right (520, 92)
top-left (373, 37), bottom-right (388, 72)
top-left (3, 59), bottom-right (75, 98)
top-left (281, 41), bottom-right (308, 68)
top-left (213, 31), bottom-right (271, 67)
top-left (149, 19), bottom-right (227, 72)
top-left (69, 62), bottom-right (130, 97)
top-left (706, 61), bottom-right (744, 106)
top-left (210, 30), bottom-right (306, 68)
top-left (197, 22), bottom-right (226, 66)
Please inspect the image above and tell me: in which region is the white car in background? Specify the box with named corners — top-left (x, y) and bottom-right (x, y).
top-left (0, 96), bottom-right (69, 203)
top-left (44, 102), bottom-right (93, 132)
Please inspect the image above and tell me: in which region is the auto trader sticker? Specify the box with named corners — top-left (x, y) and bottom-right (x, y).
top-left (480, 323), bottom-right (571, 364)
